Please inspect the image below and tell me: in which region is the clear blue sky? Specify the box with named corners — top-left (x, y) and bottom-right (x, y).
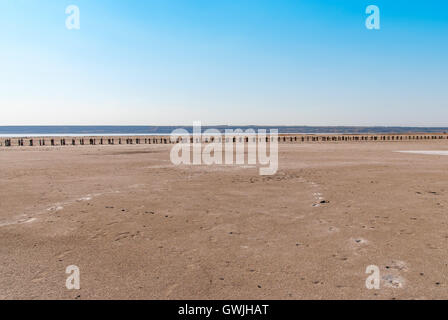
top-left (0, 0), bottom-right (447, 126)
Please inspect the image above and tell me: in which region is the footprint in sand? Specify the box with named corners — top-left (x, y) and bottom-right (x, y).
top-left (114, 231), bottom-right (141, 242)
top-left (47, 204), bottom-right (64, 212)
top-left (115, 232), bottom-right (131, 241)
top-left (91, 231), bottom-right (107, 240)
top-left (347, 237), bottom-right (370, 256)
top-left (382, 274), bottom-right (406, 288)
top-left (382, 260), bottom-right (408, 288)
top-left (328, 226), bottom-right (340, 233)
top-left (311, 190), bottom-right (330, 207)
top-left (349, 237), bottom-right (369, 246)
top-left (385, 260), bottom-right (408, 272)
top-left (56, 250), bottom-right (73, 261)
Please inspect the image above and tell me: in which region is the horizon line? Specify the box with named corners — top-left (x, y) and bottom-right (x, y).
top-left (3, 125), bottom-right (448, 128)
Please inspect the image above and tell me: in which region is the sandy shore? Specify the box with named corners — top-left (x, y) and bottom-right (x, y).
top-left (0, 142), bottom-right (447, 299)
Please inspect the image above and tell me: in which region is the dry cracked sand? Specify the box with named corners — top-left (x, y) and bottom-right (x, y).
top-left (0, 142), bottom-right (447, 299)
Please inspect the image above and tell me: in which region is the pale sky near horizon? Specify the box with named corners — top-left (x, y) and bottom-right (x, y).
top-left (0, 0), bottom-right (447, 126)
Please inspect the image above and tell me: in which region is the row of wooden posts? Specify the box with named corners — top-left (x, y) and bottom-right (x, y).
top-left (1, 134), bottom-right (448, 147)
top-left (2, 137), bottom-right (170, 147)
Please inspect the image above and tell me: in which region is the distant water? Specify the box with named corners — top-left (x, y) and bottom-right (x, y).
top-left (1, 126), bottom-right (448, 137)
top-left (397, 151), bottom-right (448, 155)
